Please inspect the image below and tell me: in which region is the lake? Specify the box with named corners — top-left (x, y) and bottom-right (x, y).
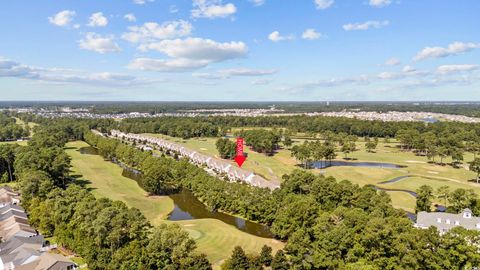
top-left (312, 160), bottom-right (406, 169)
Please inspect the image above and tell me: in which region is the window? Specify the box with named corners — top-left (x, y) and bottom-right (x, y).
top-left (476, 223), bottom-right (480, 229)
top-left (446, 219), bottom-right (450, 224)
top-left (454, 220), bottom-right (460, 225)
top-left (437, 218), bottom-right (441, 223)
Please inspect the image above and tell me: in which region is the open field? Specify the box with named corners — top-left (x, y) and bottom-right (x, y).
top-left (66, 141), bottom-right (284, 267)
top-left (142, 133), bottom-right (478, 213)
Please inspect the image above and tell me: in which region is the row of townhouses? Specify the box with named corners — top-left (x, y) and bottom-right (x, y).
top-left (0, 187), bottom-right (77, 270)
top-left (109, 130), bottom-right (279, 190)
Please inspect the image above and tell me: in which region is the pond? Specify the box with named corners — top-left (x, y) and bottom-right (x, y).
top-left (312, 161), bottom-right (406, 169)
top-left (78, 146), bottom-right (275, 238)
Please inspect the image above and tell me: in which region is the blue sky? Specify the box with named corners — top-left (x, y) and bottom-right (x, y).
top-left (0, 0), bottom-right (479, 101)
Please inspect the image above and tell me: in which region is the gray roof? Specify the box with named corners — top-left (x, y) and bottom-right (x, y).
top-left (0, 204), bottom-right (25, 214)
top-left (415, 209), bottom-right (480, 232)
top-left (0, 235), bottom-right (44, 256)
top-left (0, 209), bottom-right (27, 221)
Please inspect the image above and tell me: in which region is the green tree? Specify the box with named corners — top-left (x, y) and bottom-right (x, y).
top-left (223, 246), bottom-right (249, 270)
top-left (259, 245), bottom-right (273, 266)
top-left (436, 185), bottom-right (450, 207)
top-left (469, 158), bottom-right (480, 183)
top-left (271, 250), bottom-right (289, 270)
top-left (416, 185), bottom-right (434, 213)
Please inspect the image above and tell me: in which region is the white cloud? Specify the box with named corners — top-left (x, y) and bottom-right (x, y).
top-left (402, 65), bottom-right (415, 73)
top-left (122, 20), bottom-right (193, 43)
top-left (384, 58), bottom-right (400, 66)
top-left (133, 0), bottom-right (154, 5)
top-left (87, 12), bottom-right (108, 27)
top-left (302, 29), bottom-right (322, 40)
top-left (343, 20), bottom-right (389, 31)
top-left (73, 24), bottom-right (81, 29)
top-left (124, 13), bottom-right (136, 22)
top-left (194, 68), bottom-right (277, 79)
top-left (130, 37), bottom-right (248, 72)
top-left (436, 64), bottom-right (480, 75)
top-left (78, 33), bottom-right (121, 54)
top-left (191, 0), bottom-right (237, 19)
top-left (0, 57), bottom-right (157, 87)
top-left (414, 41), bottom-right (480, 62)
top-left (129, 58), bottom-right (210, 72)
top-left (314, 0), bottom-right (334, 10)
top-left (369, 0), bottom-right (391, 7)
top-left (268, 31), bottom-right (294, 42)
top-left (48, 10), bottom-right (76, 27)
top-left (250, 0), bottom-right (265, 6)
top-left (138, 38), bottom-right (247, 61)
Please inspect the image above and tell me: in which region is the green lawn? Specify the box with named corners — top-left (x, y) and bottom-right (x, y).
top-left (66, 141), bottom-right (284, 268)
top-left (66, 141), bottom-right (174, 224)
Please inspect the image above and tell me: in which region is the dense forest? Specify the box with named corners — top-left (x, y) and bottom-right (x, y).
top-left (0, 113), bottom-right (29, 141)
top-left (4, 124), bottom-right (212, 270)
top-left (84, 130), bottom-right (480, 269)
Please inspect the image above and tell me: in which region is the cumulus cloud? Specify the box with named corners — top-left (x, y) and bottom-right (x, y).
top-left (191, 0), bottom-right (237, 19)
top-left (78, 33), bottom-right (121, 54)
top-left (87, 12), bottom-right (108, 27)
top-left (250, 0), bottom-right (265, 6)
top-left (384, 58), bottom-right (401, 66)
top-left (0, 57), bottom-right (157, 87)
top-left (268, 31), bottom-right (294, 42)
top-left (343, 20), bottom-right (389, 31)
top-left (128, 58), bottom-right (210, 72)
top-left (314, 0), bottom-right (334, 9)
top-left (194, 68), bottom-right (277, 79)
top-left (130, 38), bottom-right (248, 72)
top-left (48, 10), bottom-right (76, 27)
top-left (133, 0), bottom-right (154, 5)
top-left (122, 20), bottom-right (193, 43)
top-left (369, 0), bottom-right (391, 7)
top-left (124, 13), bottom-right (136, 22)
top-left (414, 41), bottom-right (480, 62)
top-left (436, 64), bottom-right (480, 75)
top-left (302, 29), bottom-right (322, 40)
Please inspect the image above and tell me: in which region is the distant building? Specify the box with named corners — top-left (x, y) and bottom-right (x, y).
top-left (415, 209), bottom-right (480, 234)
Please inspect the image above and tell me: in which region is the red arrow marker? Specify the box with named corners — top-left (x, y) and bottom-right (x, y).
top-left (234, 137), bottom-right (246, 167)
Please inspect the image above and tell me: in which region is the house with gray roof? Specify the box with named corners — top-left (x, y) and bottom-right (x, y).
top-left (415, 208), bottom-right (480, 234)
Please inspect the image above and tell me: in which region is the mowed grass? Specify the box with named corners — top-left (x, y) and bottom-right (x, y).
top-left (66, 141), bottom-right (284, 268)
top-left (142, 134), bottom-right (480, 212)
top-left (66, 141), bottom-right (174, 224)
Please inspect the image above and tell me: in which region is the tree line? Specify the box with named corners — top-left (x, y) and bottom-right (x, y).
top-left (0, 113), bottom-right (29, 141)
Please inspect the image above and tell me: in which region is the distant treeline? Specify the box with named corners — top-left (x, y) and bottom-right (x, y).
top-left (116, 115), bottom-right (480, 139)
top-left (5, 101), bottom-right (480, 116)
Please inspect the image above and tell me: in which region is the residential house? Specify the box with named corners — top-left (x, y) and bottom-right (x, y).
top-left (415, 208), bottom-right (480, 233)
